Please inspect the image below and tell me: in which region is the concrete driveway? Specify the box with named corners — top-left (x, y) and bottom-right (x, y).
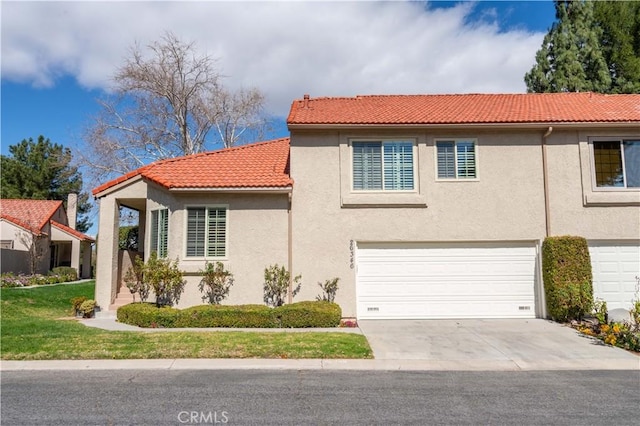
top-left (358, 319), bottom-right (640, 370)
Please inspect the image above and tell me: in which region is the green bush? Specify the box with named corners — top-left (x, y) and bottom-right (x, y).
top-left (117, 301), bottom-right (342, 328)
top-left (71, 296), bottom-right (88, 315)
top-left (542, 236), bottom-right (593, 322)
top-left (117, 303), bottom-right (180, 327)
top-left (264, 264), bottom-right (302, 307)
top-left (276, 301), bottom-right (341, 328)
top-left (175, 305), bottom-right (276, 328)
top-left (198, 262), bottom-right (234, 304)
top-left (51, 267), bottom-right (78, 282)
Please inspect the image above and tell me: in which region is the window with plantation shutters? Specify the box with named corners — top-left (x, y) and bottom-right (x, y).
top-left (186, 206), bottom-right (227, 258)
top-left (436, 139), bottom-right (477, 179)
top-left (150, 209), bottom-right (168, 257)
top-left (352, 140), bottom-right (415, 191)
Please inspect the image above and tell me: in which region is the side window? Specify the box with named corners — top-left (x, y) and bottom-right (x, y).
top-left (592, 140), bottom-right (640, 188)
top-left (150, 208), bottom-right (168, 257)
top-left (436, 139), bottom-right (477, 179)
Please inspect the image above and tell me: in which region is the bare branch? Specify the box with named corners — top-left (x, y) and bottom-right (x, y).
top-left (80, 31), bottom-right (268, 185)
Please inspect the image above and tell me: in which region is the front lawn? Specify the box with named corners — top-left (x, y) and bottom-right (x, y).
top-left (0, 282), bottom-right (372, 360)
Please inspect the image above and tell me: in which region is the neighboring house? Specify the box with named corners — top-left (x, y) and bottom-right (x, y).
top-left (93, 92), bottom-right (640, 319)
top-left (0, 195), bottom-right (94, 278)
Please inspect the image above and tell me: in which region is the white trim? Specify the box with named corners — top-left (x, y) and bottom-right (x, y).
top-left (182, 204), bottom-right (229, 261)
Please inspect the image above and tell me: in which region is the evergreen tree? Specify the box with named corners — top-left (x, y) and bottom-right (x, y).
top-left (593, 1), bottom-right (640, 93)
top-left (1, 136), bottom-right (92, 232)
top-left (525, 0), bottom-right (611, 93)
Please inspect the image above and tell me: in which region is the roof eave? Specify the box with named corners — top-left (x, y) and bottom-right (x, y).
top-left (168, 186), bottom-right (293, 194)
top-left (288, 121), bottom-right (640, 130)
top-left (93, 175), bottom-right (145, 199)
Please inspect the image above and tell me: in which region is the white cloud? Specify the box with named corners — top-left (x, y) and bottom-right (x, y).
top-left (1, 1), bottom-right (544, 116)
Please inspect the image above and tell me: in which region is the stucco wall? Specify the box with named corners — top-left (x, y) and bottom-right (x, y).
top-left (545, 128), bottom-right (640, 239)
top-left (143, 188), bottom-right (290, 308)
top-left (290, 127), bottom-right (640, 318)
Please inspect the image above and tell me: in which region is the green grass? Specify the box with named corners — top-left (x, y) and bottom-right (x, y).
top-left (0, 282), bottom-right (372, 360)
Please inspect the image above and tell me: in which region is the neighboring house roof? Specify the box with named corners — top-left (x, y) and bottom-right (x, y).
top-left (93, 137), bottom-right (293, 196)
top-left (286, 93), bottom-right (640, 126)
top-left (0, 199), bottom-right (94, 242)
top-left (0, 199), bottom-right (62, 234)
top-left (51, 221), bottom-right (95, 242)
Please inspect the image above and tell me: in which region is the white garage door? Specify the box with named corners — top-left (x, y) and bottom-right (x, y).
top-left (356, 242), bottom-right (537, 319)
top-left (589, 242), bottom-right (640, 311)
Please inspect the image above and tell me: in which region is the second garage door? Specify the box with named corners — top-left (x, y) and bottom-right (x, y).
top-left (356, 242), bottom-right (537, 319)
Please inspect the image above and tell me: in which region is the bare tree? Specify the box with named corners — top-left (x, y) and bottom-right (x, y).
top-left (81, 31), bottom-right (268, 183)
top-left (16, 230), bottom-right (48, 276)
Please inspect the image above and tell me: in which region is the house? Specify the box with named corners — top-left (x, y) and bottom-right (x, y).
top-left (1, 195), bottom-right (94, 278)
top-left (93, 92), bottom-right (640, 319)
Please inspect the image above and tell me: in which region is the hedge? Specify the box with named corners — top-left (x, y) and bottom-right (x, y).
top-left (117, 301), bottom-right (342, 328)
top-left (117, 303), bottom-right (180, 328)
top-left (175, 305), bottom-right (277, 328)
top-left (276, 301), bottom-right (341, 328)
top-left (542, 236), bottom-right (593, 322)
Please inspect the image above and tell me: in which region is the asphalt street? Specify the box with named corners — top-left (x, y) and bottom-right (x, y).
top-left (2, 369), bottom-right (639, 425)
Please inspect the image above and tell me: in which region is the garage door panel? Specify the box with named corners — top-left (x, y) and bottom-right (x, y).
top-left (356, 243), bottom-right (537, 319)
top-left (589, 242), bottom-right (640, 311)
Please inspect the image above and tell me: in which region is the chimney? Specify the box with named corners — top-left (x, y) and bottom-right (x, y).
top-left (303, 94), bottom-right (310, 108)
top-left (67, 193), bottom-right (78, 230)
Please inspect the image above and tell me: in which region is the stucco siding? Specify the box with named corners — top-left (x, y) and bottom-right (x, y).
top-left (145, 188), bottom-right (290, 308)
top-left (290, 129), bottom-right (549, 317)
top-left (545, 128), bottom-right (640, 239)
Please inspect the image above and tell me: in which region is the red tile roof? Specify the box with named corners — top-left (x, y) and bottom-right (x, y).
top-left (0, 199), bottom-right (62, 233)
top-left (93, 138), bottom-right (293, 196)
top-left (287, 93), bottom-right (640, 125)
top-left (51, 221), bottom-right (95, 242)
top-left (0, 199), bottom-right (94, 242)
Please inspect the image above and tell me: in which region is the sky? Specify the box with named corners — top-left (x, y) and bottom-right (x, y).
top-left (1, 0), bottom-right (557, 231)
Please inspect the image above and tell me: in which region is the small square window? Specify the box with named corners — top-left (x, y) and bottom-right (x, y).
top-left (186, 207), bottom-right (227, 258)
top-left (436, 140), bottom-right (477, 179)
top-left (593, 140), bottom-right (640, 188)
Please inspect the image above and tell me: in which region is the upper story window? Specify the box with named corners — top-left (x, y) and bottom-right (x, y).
top-left (186, 206), bottom-right (227, 258)
top-left (592, 139), bottom-right (640, 188)
top-left (436, 139), bottom-right (477, 179)
top-left (352, 140), bottom-right (415, 191)
top-left (150, 208), bottom-right (168, 258)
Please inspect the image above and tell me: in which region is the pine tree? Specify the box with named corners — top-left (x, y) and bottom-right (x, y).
top-left (593, 1), bottom-right (640, 93)
top-left (1, 136), bottom-right (92, 232)
top-left (525, 0), bottom-right (611, 93)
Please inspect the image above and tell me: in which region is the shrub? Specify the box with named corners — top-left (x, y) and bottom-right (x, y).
top-left (198, 262), bottom-right (234, 305)
top-left (593, 299), bottom-right (608, 325)
top-left (264, 264), bottom-right (301, 307)
top-left (117, 303), bottom-right (180, 328)
top-left (175, 305), bottom-right (276, 328)
top-left (51, 267), bottom-right (78, 282)
top-left (316, 278), bottom-right (339, 303)
top-left (78, 299), bottom-right (97, 318)
top-left (71, 296), bottom-right (88, 315)
top-left (276, 301), bottom-right (341, 328)
top-left (542, 236), bottom-right (593, 322)
top-left (123, 255), bottom-right (149, 302)
top-left (143, 252), bottom-right (185, 307)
